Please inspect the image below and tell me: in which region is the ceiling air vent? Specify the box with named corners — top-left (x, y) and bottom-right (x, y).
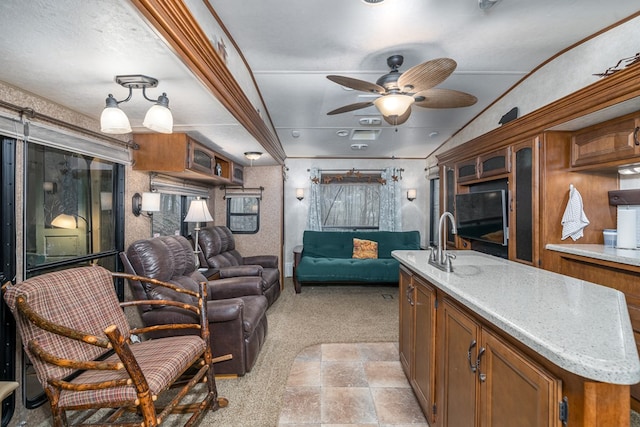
top-left (351, 129), bottom-right (381, 140)
top-left (359, 117), bottom-right (382, 126)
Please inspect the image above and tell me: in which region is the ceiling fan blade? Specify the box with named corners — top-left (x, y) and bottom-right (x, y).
top-left (327, 75), bottom-right (385, 94)
top-left (383, 107), bottom-right (411, 126)
top-left (413, 89), bottom-right (478, 108)
top-left (327, 101), bottom-right (374, 115)
top-left (398, 58), bottom-right (457, 92)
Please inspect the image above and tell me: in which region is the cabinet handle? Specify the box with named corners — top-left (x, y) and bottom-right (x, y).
top-left (634, 126), bottom-right (640, 146)
top-left (477, 347), bottom-right (487, 382)
top-left (467, 340), bottom-right (477, 372)
top-left (406, 285), bottom-right (415, 306)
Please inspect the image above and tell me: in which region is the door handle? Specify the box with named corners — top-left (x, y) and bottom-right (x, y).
top-left (634, 126), bottom-right (640, 146)
top-left (467, 340), bottom-right (477, 372)
top-left (406, 285), bottom-right (415, 306)
top-left (477, 347), bottom-right (487, 382)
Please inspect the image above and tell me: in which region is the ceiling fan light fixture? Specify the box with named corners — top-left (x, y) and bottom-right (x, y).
top-left (362, 0), bottom-right (385, 4)
top-left (374, 94), bottom-right (414, 117)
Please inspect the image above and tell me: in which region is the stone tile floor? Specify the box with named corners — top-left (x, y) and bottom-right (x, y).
top-left (278, 342), bottom-right (429, 426)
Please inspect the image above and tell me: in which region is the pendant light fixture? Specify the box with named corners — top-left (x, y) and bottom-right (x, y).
top-left (100, 75), bottom-right (173, 134)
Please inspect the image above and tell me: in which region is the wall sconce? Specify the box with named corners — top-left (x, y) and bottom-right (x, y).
top-left (407, 189), bottom-right (417, 202)
top-left (100, 192), bottom-right (113, 211)
top-left (43, 181), bottom-right (57, 193)
top-left (100, 74), bottom-right (173, 134)
top-left (296, 188), bottom-right (304, 201)
top-left (132, 192), bottom-right (161, 217)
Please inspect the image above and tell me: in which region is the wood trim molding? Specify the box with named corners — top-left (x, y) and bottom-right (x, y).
top-left (437, 62), bottom-right (640, 164)
top-left (129, 0), bottom-right (287, 164)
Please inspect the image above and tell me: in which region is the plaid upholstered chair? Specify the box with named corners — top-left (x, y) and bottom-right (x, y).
top-left (2, 266), bottom-right (227, 426)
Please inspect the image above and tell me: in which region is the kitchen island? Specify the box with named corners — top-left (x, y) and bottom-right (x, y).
top-left (392, 249), bottom-right (640, 427)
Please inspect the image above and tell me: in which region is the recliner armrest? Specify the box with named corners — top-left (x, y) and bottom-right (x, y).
top-left (219, 265), bottom-right (263, 278)
top-left (243, 255), bottom-right (278, 269)
top-left (208, 276), bottom-right (263, 299)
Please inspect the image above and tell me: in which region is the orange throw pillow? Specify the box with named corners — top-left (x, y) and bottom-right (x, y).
top-left (352, 238), bottom-right (378, 259)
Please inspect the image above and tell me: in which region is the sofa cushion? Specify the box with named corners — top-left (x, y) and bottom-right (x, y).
top-left (302, 230), bottom-right (420, 259)
top-left (296, 257), bottom-right (400, 283)
top-left (352, 238), bottom-right (378, 259)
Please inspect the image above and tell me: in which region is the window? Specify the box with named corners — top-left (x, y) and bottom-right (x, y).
top-left (227, 197), bottom-right (260, 234)
top-left (25, 143), bottom-right (121, 273)
top-left (151, 193), bottom-right (199, 237)
top-left (23, 141), bottom-right (124, 408)
top-left (320, 183), bottom-right (380, 231)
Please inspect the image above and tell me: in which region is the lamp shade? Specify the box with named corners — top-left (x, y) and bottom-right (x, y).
top-left (100, 105), bottom-right (132, 134)
top-left (373, 93), bottom-right (414, 116)
top-left (51, 214), bottom-right (77, 229)
top-left (143, 100), bottom-right (173, 134)
top-left (184, 198), bottom-right (213, 223)
top-left (141, 192), bottom-right (161, 212)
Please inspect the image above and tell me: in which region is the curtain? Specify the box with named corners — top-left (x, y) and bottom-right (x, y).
top-left (379, 167), bottom-right (402, 231)
top-left (306, 167), bottom-right (322, 231)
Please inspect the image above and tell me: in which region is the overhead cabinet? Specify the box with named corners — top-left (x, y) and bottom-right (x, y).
top-left (132, 133), bottom-right (243, 185)
top-left (571, 112), bottom-right (640, 169)
top-left (455, 147), bottom-right (511, 183)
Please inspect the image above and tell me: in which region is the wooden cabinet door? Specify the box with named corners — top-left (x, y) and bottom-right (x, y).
top-left (509, 139), bottom-right (539, 265)
top-left (479, 329), bottom-right (561, 427)
top-left (399, 266), bottom-right (414, 378)
top-left (456, 157), bottom-right (478, 183)
top-left (478, 147), bottom-right (511, 178)
top-left (571, 113), bottom-right (640, 168)
top-left (412, 276), bottom-right (437, 422)
top-left (437, 298), bottom-right (481, 427)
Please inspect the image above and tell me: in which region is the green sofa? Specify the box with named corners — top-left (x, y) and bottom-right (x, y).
top-left (293, 230), bottom-right (421, 293)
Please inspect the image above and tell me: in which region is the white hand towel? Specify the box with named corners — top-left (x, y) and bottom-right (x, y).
top-left (561, 186), bottom-right (589, 241)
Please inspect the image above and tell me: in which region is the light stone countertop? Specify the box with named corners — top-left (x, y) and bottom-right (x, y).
top-left (546, 243), bottom-right (640, 268)
top-left (392, 249), bottom-right (640, 385)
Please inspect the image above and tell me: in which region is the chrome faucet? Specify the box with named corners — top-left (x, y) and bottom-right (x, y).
top-left (429, 211), bottom-right (457, 272)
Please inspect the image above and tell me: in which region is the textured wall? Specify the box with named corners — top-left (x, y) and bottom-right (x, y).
top-left (214, 165), bottom-right (284, 272)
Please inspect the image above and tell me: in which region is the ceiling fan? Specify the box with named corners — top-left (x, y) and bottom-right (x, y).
top-left (327, 55), bottom-right (477, 125)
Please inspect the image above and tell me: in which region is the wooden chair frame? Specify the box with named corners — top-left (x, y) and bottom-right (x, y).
top-left (2, 267), bottom-right (229, 427)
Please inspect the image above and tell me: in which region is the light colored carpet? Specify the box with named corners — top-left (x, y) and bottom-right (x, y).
top-left (199, 280), bottom-right (400, 426)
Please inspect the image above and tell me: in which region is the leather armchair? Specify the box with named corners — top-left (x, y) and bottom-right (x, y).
top-left (197, 226), bottom-right (281, 307)
top-left (121, 235), bottom-right (268, 376)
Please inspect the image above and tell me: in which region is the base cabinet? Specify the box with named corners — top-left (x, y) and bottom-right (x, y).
top-left (479, 328), bottom-right (562, 427)
top-left (399, 266), bottom-right (437, 422)
top-left (401, 270), bottom-right (563, 427)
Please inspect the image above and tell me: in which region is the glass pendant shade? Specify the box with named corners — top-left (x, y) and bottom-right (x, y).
top-left (143, 93), bottom-right (173, 134)
top-left (373, 93), bottom-right (415, 116)
top-left (100, 104), bottom-right (132, 134)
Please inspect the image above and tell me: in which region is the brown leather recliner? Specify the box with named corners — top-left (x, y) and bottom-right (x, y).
top-left (121, 235), bottom-right (268, 376)
top-left (197, 226), bottom-right (281, 307)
